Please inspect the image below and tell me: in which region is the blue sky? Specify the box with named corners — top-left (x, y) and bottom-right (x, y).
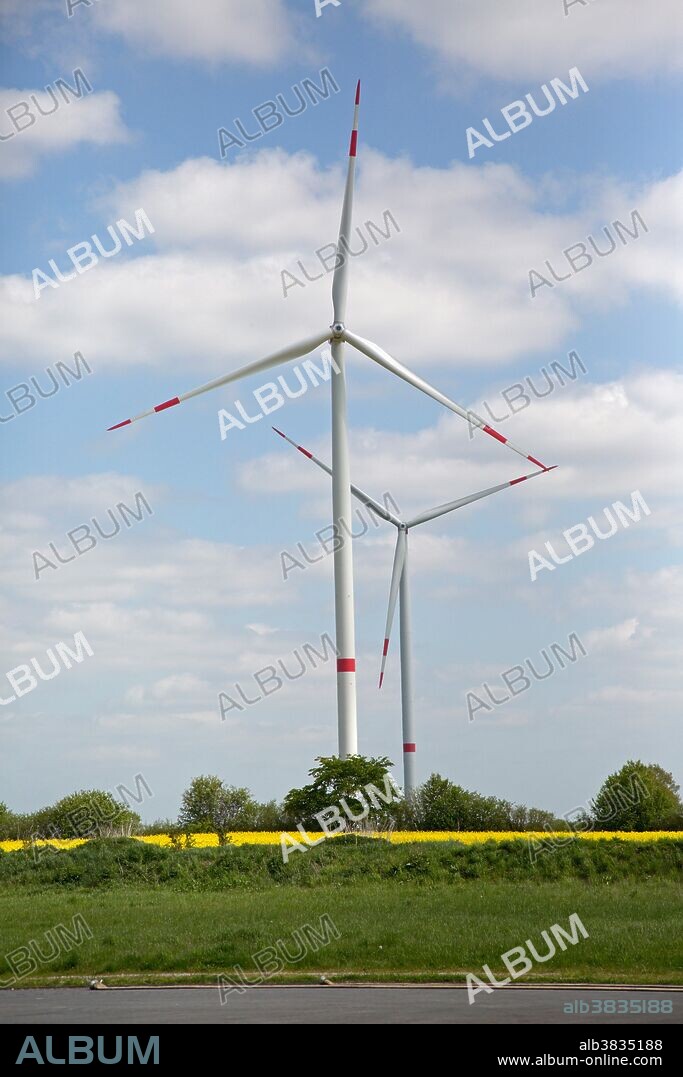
top-left (0, 0), bottom-right (681, 822)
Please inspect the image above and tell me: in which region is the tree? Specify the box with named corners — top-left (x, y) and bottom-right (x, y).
top-left (591, 761), bottom-right (683, 831)
top-left (0, 801), bottom-right (10, 839)
top-left (508, 804), bottom-right (561, 831)
top-left (253, 799), bottom-right (285, 830)
top-left (3, 790), bottom-right (142, 839)
top-left (178, 776), bottom-right (257, 833)
top-left (48, 790), bottom-right (140, 838)
top-left (283, 755), bottom-right (399, 830)
top-left (398, 774), bottom-right (557, 831)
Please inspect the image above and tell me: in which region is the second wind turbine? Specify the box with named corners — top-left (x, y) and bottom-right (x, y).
top-left (274, 426), bottom-right (556, 796)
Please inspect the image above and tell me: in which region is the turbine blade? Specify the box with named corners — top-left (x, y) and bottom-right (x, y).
top-left (406, 467), bottom-right (557, 528)
top-left (379, 529), bottom-right (407, 689)
top-left (332, 80), bottom-right (361, 323)
top-left (107, 330), bottom-right (331, 430)
top-left (344, 329), bottom-right (548, 470)
top-left (272, 426), bottom-right (402, 526)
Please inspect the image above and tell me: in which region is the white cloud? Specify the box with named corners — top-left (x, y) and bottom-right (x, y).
top-left (1, 152), bottom-right (679, 378)
top-left (239, 368), bottom-right (683, 513)
top-left (246, 623), bottom-right (279, 636)
top-left (0, 84), bottom-right (128, 179)
top-left (94, 0), bottom-right (297, 65)
top-left (0, 465), bottom-right (680, 805)
top-left (588, 685), bottom-right (677, 705)
top-left (1, 0), bottom-right (300, 67)
top-left (0, 472), bottom-right (299, 678)
top-left (0, 472), bottom-right (161, 523)
top-left (363, 0), bottom-right (683, 83)
top-left (125, 673), bottom-right (212, 704)
top-left (584, 618), bottom-right (640, 651)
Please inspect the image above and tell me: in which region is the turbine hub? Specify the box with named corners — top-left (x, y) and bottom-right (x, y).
top-left (331, 322), bottom-right (345, 339)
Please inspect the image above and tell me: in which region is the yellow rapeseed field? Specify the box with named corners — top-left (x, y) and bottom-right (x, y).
top-left (0, 830), bottom-right (680, 852)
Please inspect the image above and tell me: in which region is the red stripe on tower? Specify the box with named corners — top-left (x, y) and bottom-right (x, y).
top-left (337, 658), bottom-right (355, 673)
top-left (403, 743), bottom-right (416, 753)
top-left (154, 397), bottom-right (180, 414)
top-left (108, 419), bottom-right (131, 431)
top-left (349, 131), bottom-right (358, 157)
top-left (483, 425), bottom-right (507, 445)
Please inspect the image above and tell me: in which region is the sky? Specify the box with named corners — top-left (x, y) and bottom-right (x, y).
top-left (0, 0), bottom-right (681, 823)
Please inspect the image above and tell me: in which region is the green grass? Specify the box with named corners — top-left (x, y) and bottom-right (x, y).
top-left (1, 840), bottom-right (679, 986)
top-left (1, 881), bottom-right (680, 986)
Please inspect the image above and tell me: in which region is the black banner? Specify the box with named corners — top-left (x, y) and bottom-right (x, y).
top-left (0, 1022), bottom-right (675, 1069)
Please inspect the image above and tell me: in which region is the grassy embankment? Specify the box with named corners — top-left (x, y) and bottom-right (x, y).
top-left (1, 837), bottom-right (680, 986)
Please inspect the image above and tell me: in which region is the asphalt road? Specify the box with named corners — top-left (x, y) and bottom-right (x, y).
top-left (0, 987), bottom-right (678, 1024)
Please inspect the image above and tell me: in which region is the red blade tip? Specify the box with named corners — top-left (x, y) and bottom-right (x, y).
top-left (272, 427), bottom-right (285, 438)
top-left (355, 81), bottom-right (361, 105)
top-left (108, 419), bottom-right (131, 431)
top-left (378, 672), bottom-right (384, 689)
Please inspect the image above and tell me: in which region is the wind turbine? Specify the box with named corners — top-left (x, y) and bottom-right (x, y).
top-left (273, 425), bottom-right (556, 796)
top-left (107, 82), bottom-right (549, 760)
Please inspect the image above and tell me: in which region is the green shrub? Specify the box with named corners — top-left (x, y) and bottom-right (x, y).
top-left (0, 836), bottom-right (679, 891)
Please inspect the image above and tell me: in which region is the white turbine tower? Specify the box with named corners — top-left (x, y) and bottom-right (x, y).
top-left (108, 82), bottom-right (549, 759)
top-left (272, 426), bottom-right (557, 796)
